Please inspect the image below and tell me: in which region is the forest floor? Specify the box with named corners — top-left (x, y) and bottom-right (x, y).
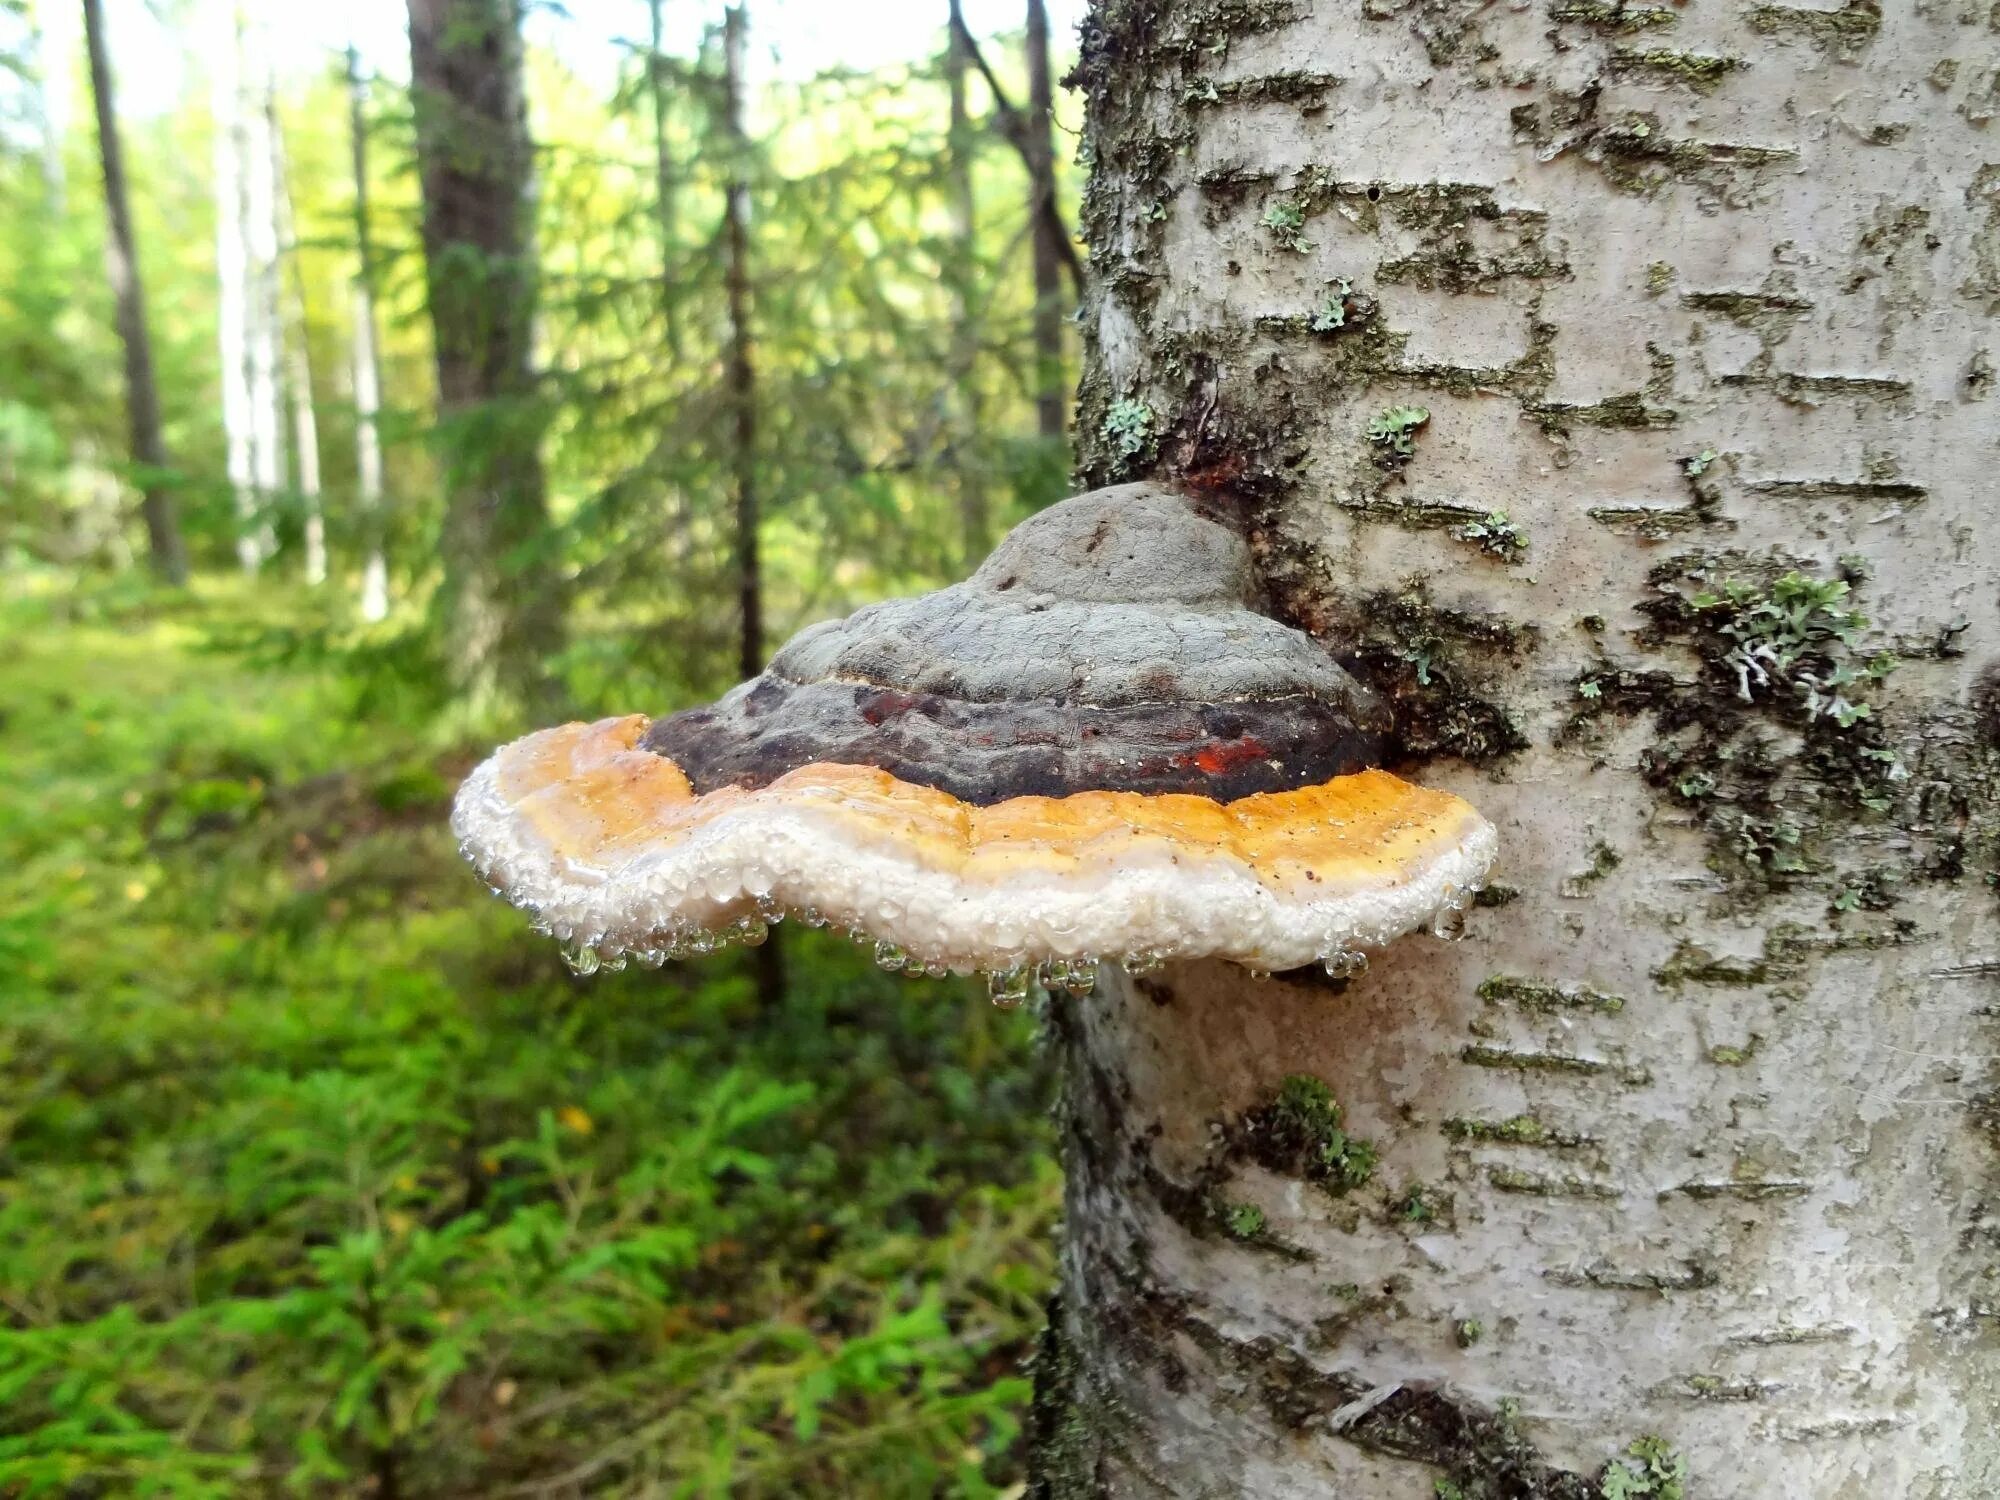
top-left (0, 577), bottom-right (1057, 1497)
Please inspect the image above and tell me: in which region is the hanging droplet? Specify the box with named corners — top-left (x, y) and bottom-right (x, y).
top-left (1431, 904), bottom-right (1469, 941)
top-left (800, 907), bottom-right (827, 928)
top-left (736, 917), bottom-right (770, 947)
top-left (1245, 965), bottom-right (1271, 984)
top-left (562, 942), bottom-right (601, 977)
top-left (987, 966), bottom-right (1031, 1009)
top-left (1322, 949), bottom-right (1369, 980)
top-left (921, 960), bottom-right (949, 978)
top-left (635, 947), bottom-right (669, 969)
top-left (689, 931), bottom-right (717, 956)
top-left (1053, 958), bottom-right (1096, 997)
top-left (874, 940), bottom-right (908, 972)
top-left (1124, 950), bottom-right (1165, 977)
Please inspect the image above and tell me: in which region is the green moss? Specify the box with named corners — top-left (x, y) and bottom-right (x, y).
top-left (1599, 1435), bottom-right (1687, 1499)
top-left (1243, 1075), bottom-right (1379, 1193)
top-left (1224, 1202), bottom-right (1268, 1238)
top-left (1454, 1319), bottom-right (1484, 1349)
top-left (1472, 883), bottom-right (1520, 908)
top-left (1707, 1036), bottom-right (1760, 1066)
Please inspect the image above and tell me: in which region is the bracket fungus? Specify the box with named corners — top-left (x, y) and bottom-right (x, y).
top-left (453, 484), bottom-right (1496, 1001)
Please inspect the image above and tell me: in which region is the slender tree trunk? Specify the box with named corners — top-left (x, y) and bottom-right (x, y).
top-left (720, 3), bottom-right (784, 1010)
top-left (347, 44), bottom-right (390, 623)
top-left (241, 14), bottom-right (285, 567)
top-left (408, 0), bottom-right (563, 710)
top-left (647, 0), bottom-right (679, 357)
top-left (946, 0), bottom-right (988, 564)
top-left (721, 3), bottom-right (759, 684)
top-left (1034, 4), bottom-right (2000, 1497)
top-left (82, 0), bottom-right (187, 585)
top-left (212, 6), bottom-right (260, 574)
top-left (267, 88), bottom-right (325, 587)
top-left (1023, 0), bottom-right (1065, 447)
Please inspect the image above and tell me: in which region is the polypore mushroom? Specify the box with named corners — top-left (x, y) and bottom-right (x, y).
top-left (452, 483), bottom-right (1496, 1001)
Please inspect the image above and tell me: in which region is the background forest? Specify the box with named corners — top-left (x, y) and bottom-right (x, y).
top-left (0, 0), bottom-right (1084, 1490)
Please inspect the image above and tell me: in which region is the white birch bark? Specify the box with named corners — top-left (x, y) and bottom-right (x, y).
top-left (240, 11), bottom-right (283, 566)
top-left (266, 85), bottom-right (324, 586)
top-left (1036, 4), bottom-right (2000, 1497)
top-left (346, 44), bottom-right (389, 623)
top-left (211, 1), bottom-right (263, 573)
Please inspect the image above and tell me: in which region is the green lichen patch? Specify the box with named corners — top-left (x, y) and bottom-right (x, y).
top-left (1569, 556), bottom-right (1915, 895)
top-left (1608, 49), bottom-right (1747, 93)
top-left (1487, 1165), bottom-right (1619, 1199)
top-left (1719, 370), bottom-right (1912, 406)
top-left (1241, 1074), bottom-right (1380, 1193)
top-left (1599, 1435), bottom-right (1687, 1499)
top-left (1527, 389), bottom-right (1678, 439)
top-left (1261, 198), bottom-right (1314, 252)
top-left (1368, 405), bottom-right (1432, 464)
top-left (1654, 941), bottom-right (1767, 989)
top-left (1545, 1260), bottom-right (1717, 1293)
top-left (1452, 511), bottom-right (1528, 562)
top-left (1580, 112), bottom-right (1796, 199)
top-left (1479, 975), bottom-right (1626, 1014)
top-left (1746, 0), bottom-right (1880, 60)
top-left (1188, 70), bottom-right (1342, 109)
top-left (1444, 1114), bottom-right (1594, 1150)
top-left (1461, 1044), bottom-right (1648, 1086)
top-left (1098, 397), bottom-right (1158, 468)
top-left (1549, 1), bottom-right (1677, 31)
top-left (1707, 1035), bottom-right (1759, 1066)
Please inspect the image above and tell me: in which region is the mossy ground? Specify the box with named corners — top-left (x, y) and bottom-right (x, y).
top-left (0, 577), bottom-right (1057, 1496)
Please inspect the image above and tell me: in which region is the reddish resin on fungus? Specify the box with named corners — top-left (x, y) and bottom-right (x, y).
top-left (453, 484), bottom-right (1497, 995)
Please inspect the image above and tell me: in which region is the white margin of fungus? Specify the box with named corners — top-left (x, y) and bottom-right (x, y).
top-left (451, 750), bottom-right (1499, 975)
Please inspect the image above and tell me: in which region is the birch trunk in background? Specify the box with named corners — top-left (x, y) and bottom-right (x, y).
top-left (346, 45), bottom-right (389, 623)
top-left (212, 4), bottom-right (257, 573)
top-left (1033, 3), bottom-right (2000, 1496)
top-left (240, 14), bottom-right (284, 567)
top-left (267, 89), bottom-right (324, 587)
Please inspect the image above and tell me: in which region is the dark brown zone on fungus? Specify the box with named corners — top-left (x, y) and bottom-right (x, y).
top-left (643, 678), bottom-right (1387, 805)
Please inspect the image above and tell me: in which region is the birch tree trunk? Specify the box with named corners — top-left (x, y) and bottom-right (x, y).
top-left (211, 4), bottom-right (259, 574)
top-left (241, 13), bottom-right (284, 568)
top-left (1033, 3), bottom-right (2000, 1496)
top-left (83, 0), bottom-right (188, 585)
top-left (267, 88), bottom-right (325, 587)
top-left (347, 44), bottom-right (390, 624)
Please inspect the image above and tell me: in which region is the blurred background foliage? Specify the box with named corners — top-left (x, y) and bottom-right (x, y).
top-left (0, 0), bottom-right (1079, 1490)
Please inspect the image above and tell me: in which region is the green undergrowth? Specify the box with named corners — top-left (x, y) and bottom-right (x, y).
top-left (0, 577), bottom-right (1058, 1496)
